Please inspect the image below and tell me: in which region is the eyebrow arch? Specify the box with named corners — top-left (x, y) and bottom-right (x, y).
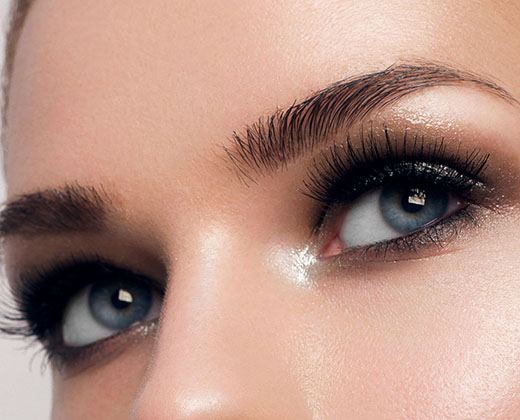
top-left (224, 63), bottom-right (517, 182)
top-left (0, 184), bottom-right (111, 238)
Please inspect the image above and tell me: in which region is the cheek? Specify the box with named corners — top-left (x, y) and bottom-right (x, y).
top-left (284, 249), bottom-right (520, 418)
top-left (51, 339), bottom-right (154, 420)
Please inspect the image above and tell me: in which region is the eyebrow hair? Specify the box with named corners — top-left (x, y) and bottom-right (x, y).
top-left (1, 64), bottom-right (514, 240)
top-left (0, 184), bottom-right (111, 238)
top-left (224, 63), bottom-right (516, 182)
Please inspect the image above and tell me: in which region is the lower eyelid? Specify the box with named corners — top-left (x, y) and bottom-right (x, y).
top-left (341, 189), bottom-right (462, 248)
top-left (5, 258), bottom-right (166, 371)
top-left (327, 203), bottom-right (483, 262)
top-left (47, 318), bottom-right (159, 376)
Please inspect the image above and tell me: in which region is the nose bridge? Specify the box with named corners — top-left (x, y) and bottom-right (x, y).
top-left (131, 227), bottom-right (310, 419)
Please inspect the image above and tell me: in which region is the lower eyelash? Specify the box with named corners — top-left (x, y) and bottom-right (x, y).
top-left (337, 204), bottom-right (481, 262)
top-left (0, 255), bottom-right (164, 371)
top-left (46, 318), bottom-right (159, 375)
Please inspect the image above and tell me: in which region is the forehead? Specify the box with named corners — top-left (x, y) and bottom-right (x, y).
top-left (5, 0), bottom-right (520, 195)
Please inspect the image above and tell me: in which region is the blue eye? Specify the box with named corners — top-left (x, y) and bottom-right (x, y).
top-left (339, 184), bottom-right (461, 248)
top-left (89, 280), bottom-right (153, 330)
top-left (62, 277), bottom-right (162, 347)
top-left (379, 185), bottom-right (449, 233)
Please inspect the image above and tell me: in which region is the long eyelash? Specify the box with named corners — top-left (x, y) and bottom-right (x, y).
top-left (303, 126), bottom-right (489, 226)
top-left (300, 125), bottom-right (492, 260)
top-left (1, 255), bottom-right (163, 343)
top-left (1, 255), bottom-right (164, 369)
top-left (0, 254), bottom-right (107, 341)
top-left (0, 270), bottom-right (65, 371)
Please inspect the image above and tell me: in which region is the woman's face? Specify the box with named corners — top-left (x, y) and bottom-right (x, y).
top-left (4, 0), bottom-right (520, 418)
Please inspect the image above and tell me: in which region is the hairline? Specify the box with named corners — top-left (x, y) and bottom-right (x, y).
top-left (2, 0), bottom-right (36, 139)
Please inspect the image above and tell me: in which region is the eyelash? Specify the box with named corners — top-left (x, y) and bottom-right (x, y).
top-left (330, 206), bottom-right (478, 261)
top-left (0, 255), bottom-right (163, 369)
top-left (0, 126), bottom-right (494, 365)
top-left (303, 127), bottom-right (490, 258)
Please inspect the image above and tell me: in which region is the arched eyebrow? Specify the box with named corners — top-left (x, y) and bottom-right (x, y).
top-left (0, 184), bottom-right (111, 238)
top-left (224, 63), bottom-right (517, 182)
top-left (0, 64), bottom-right (516, 240)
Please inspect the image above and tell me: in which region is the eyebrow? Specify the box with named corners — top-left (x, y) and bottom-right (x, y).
top-left (1, 64), bottom-right (514, 240)
top-left (0, 184), bottom-right (111, 238)
top-left (224, 63), bottom-right (517, 182)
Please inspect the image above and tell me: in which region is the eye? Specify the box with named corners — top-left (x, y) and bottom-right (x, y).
top-left (336, 183), bottom-right (462, 249)
top-left (304, 133), bottom-right (490, 260)
top-left (61, 275), bottom-right (162, 347)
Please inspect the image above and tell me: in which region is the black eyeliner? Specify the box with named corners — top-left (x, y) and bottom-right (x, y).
top-left (299, 125), bottom-right (494, 260)
top-left (303, 126), bottom-right (490, 227)
top-left (0, 255), bottom-right (164, 367)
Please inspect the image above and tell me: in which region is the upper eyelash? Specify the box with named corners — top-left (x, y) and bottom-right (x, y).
top-left (0, 255), bottom-right (163, 343)
top-left (302, 126), bottom-right (489, 211)
top-left (297, 125), bottom-right (492, 259)
top-left (0, 254), bottom-right (105, 341)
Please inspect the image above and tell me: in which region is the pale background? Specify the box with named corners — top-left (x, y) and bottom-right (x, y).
top-left (0, 1), bottom-right (53, 419)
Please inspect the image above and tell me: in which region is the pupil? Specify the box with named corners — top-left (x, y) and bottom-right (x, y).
top-left (401, 188), bottom-right (426, 214)
top-left (111, 288), bottom-right (133, 310)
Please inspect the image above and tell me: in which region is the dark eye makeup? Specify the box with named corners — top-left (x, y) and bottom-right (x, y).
top-left (0, 123), bottom-right (502, 370)
top-left (1, 256), bottom-right (163, 371)
top-left (304, 126), bottom-right (491, 260)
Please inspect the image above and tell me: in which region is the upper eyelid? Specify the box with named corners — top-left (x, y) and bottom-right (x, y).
top-left (302, 129), bottom-right (489, 198)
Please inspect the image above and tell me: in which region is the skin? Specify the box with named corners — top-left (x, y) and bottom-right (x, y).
top-left (4, 0), bottom-right (520, 418)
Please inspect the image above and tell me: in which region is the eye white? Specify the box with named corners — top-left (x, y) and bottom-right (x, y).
top-left (339, 187), bottom-right (459, 248)
top-left (62, 284), bottom-right (112, 347)
top-left (339, 188), bottom-right (399, 248)
top-left (62, 283), bottom-right (162, 347)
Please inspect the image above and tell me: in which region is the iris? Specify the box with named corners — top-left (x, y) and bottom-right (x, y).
top-left (89, 280), bottom-right (153, 330)
top-left (379, 185), bottom-right (449, 234)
